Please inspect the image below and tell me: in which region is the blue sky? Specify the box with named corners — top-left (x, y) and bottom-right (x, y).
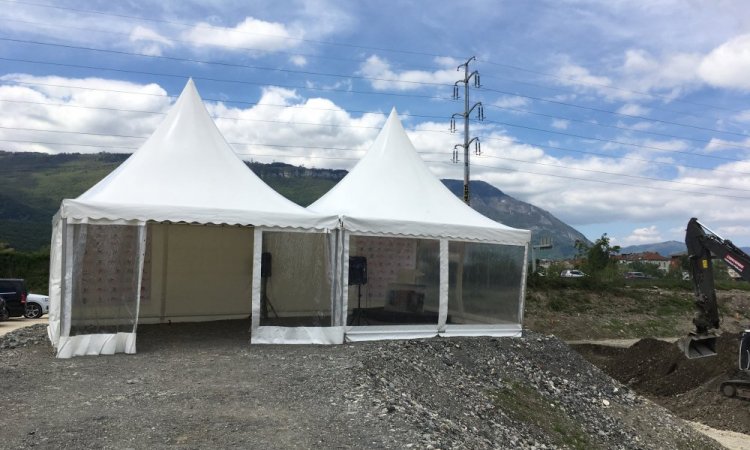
top-left (2, 0), bottom-right (750, 247)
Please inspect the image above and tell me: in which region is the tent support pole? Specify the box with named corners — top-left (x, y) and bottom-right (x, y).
top-left (60, 218), bottom-right (70, 341)
top-left (159, 224), bottom-right (169, 323)
top-left (250, 228), bottom-right (263, 335)
top-left (438, 239), bottom-right (448, 332)
top-left (455, 241), bottom-right (466, 314)
top-left (518, 243), bottom-right (530, 325)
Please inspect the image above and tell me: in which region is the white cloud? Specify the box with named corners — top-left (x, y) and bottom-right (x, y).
top-left (715, 225), bottom-right (750, 238)
top-left (617, 103), bottom-right (650, 116)
top-left (553, 50), bottom-right (702, 102)
top-left (620, 226), bottom-right (663, 246)
top-left (358, 55), bottom-right (458, 91)
top-left (182, 17), bottom-right (303, 52)
top-left (493, 96), bottom-right (531, 110)
top-left (555, 63), bottom-right (612, 89)
top-left (704, 137), bottom-right (750, 153)
top-left (551, 119), bottom-right (569, 130)
top-left (289, 55), bottom-right (307, 67)
top-left (0, 74), bottom-right (387, 169)
top-left (0, 74), bottom-right (169, 153)
top-left (208, 86), bottom-right (385, 168)
top-left (733, 109), bottom-right (750, 123)
top-left (553, 33), bottom-right (750, 102)
top-left (129, 26), bottom-right (174, 56)
top-left (698, 33), bottom-right (750, 90)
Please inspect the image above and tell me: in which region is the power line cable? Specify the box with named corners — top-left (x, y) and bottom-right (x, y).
top-left (2, 14), bottom-right (743, 124)
top-left (481, 87), bottom-right (750, 138)
top-left (3, 43), bottom-right (747, 139)
top-left (4, 52), bottom-right (745, 141)
top-left (478, 59), bottom-right (742, 114)
top-left (5, 92), bottom-right (750, 162)
top-left (0, 0), bottom-right (446, 59)
top-left (0, 16), bottom-right (419, 71)
top-left (0, 56), bottom-right (450, 101)
top-left (462, 161), bottom-right (750, 200)
top-left (0, 37), bottom-right (451, 89)
top-left (4, 63), bottom-right (749, 159)
top-left (5, 135), bottom-right (750, 196)
top-left (480, 135), bottom-right (750, 177)
top-left (475, 153), bottom-right (750, 193)
top-left (487, 103), bottom-right (750, 151)
top-left (479, 120), bottom-right (745, 162)
top-left (5, 75), bottom-right (750, 159)
top-left (227, 149), bottom-right (750, 200)
top-left (6, 140), bottom-right (749, 200)
top-left (2, 104), bottom-right (749, 167)
top-left (0, 97), bottom-right (450, 123)
top-left (3, 0), bottom-right (747, 120)
top-left (5, 94), bottom-right (750, 154)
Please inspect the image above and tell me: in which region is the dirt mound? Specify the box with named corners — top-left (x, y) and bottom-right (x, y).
top-left (574, 332), bottom-right (750, 435)
top-left (576, 334), bottom-right (740, 396)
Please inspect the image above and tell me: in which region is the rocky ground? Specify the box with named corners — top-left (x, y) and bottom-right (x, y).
top-left (1, 322), bottom-right (721, 449)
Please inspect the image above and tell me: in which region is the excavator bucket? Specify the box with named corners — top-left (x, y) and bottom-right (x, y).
top-left (678, 334), bottom-right (718, 359)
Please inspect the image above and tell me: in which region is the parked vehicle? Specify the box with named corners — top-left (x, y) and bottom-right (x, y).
top-left (24, 293), bottom-right (49, 319)
top-left (560, 269), bottom-right (586, 278)
top-left (0, 296), bottom-right (8, 321)
top-left (0, 278), bottom-right (28, 318)
top-left (624, 271), bottom-right (651, 279)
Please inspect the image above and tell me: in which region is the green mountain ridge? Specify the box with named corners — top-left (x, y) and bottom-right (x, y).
top-left (619, 241), bottom-right (686, 257)
top-left (0, 151), bottom-right (589, 257)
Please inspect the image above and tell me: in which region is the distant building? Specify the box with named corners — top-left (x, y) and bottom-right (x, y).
top-left (616, 252), bottom-right (671, 272)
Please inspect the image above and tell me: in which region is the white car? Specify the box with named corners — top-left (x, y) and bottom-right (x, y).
top-left (24, 293), bottom-right (49, 319)
top-left (560, 269), bottom-right (586, 278)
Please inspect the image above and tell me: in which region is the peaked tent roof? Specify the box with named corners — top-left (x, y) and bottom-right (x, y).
top-left (58, 79), bottom-right (336, 231)
top-left (309, 108), bottom-right (529, 244)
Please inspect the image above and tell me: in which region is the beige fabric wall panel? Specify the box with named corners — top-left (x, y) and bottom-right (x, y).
top-left (146, 223), bottom-right (254, 320)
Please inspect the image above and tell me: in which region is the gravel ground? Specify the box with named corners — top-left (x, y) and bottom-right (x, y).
top-left (1, 321), bottom-right (722, 449)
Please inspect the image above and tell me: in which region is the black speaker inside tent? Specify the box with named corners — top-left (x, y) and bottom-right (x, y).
top-left (261, 252), bottom-right (272, 278)
top-left (348, 256), bottom-right (367, 286)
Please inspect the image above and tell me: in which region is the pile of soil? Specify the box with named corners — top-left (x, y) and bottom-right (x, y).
top-left (574, 333), bottom-right (750, 435)
top-left (1, 322), bottom-right (721, 449)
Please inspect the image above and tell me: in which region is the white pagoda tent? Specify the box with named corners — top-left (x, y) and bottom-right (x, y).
top-left (309, 108), bottom-right (530, 341)
top-left (47, 79), bottom-right (340, 358)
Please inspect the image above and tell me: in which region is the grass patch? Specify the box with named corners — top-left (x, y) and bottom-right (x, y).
top-left (488, 380), bottom-right (596, 450)
top-left (547, 290), bottom-right (592, 313)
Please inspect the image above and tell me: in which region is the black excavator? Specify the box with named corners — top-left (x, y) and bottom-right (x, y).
top-left (679, 218), bottom-right (750, 398)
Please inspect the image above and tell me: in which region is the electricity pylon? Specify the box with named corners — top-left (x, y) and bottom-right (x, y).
top-left (450, 56), bottom-right (484, 205)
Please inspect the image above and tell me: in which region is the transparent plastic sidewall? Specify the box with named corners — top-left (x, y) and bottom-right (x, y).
top-left (448, 241), bottom-right (525, 325)
top-left (346, 235), bottom-right (440, 326)
top-left (68, 224), bottom-right (141, 336)
top-left (259, 231), bottom-right (333, 327)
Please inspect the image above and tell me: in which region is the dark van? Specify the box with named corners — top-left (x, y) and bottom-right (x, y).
top-left (0, 278), bottom-right (28, 318)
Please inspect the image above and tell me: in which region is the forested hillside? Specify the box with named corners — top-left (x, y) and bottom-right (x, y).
top-left (1, 151), bottom-right (588, 257)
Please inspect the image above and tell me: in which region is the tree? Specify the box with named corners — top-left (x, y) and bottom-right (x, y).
top-left (576, 234), bottom-right (621, 273)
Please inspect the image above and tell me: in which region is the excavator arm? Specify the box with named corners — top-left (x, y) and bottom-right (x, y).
top-left (680, 218), bottom-right (750, 358)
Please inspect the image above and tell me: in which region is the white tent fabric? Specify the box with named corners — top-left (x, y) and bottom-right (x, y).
top-left (309, 108), bottom-right (529, 245)
top-left (48, 79), bottom-right (339, 357)
top-left (309, 108), bottom-right (530, 341)
top-left (58, 79), bottom-right (334, 231)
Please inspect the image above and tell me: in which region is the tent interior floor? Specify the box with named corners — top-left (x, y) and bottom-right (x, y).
top-left (347, 307), bottom-right (440, 326)
top-left (135, 319), bottom-right (252, 351)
